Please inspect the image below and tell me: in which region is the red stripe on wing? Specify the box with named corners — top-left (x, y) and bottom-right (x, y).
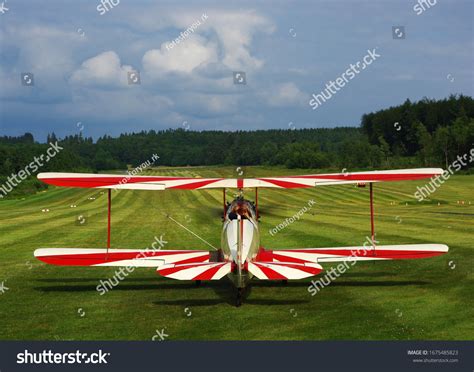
top-left (253, 263), bottom-right (287, 280)
top-left (173, 254), bottom-right (210, 264)
top-left (271, 252), bottom-right (310, 264)
top-left (157, 262), bottom-right (229, 280)
top-left (255, 248), bottom-right (311, 264)
top-left (192, 263), bottom-right (226, 280)
top-left (257, 178), bottom-right (311, 188)
top-left (169, 179), bottom-right (223, 189)
top-left (266, 262), bottom-right (322, 275)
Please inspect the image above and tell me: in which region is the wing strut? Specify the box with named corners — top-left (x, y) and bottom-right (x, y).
top-left (370, 183), bottom-right (376, 253)
top-left (107, 189), bottom-right (111, 256)
top-left (255, 187), bottom-right (258, 218)
top-left (223, 188), bottom-right (226, 220)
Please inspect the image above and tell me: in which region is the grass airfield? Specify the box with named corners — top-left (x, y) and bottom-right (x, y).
top-left (0, 166), bottom-right (472, 340)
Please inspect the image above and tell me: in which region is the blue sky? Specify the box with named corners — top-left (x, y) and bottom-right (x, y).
top-left (0, 0), bottom-right (472, 141)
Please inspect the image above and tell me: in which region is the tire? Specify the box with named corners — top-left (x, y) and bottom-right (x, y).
top-left (236, 288), bottom-right (243, 307)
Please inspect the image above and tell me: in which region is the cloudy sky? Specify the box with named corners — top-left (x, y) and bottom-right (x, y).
top-left (0, 0), bottom-right (472, 141)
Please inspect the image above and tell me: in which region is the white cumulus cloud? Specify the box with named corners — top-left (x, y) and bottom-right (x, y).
top-left (134, 8), bottom-right (274, 76)
top-left (262, 82), bottom-right (307, 107)
top-left (70, 51), bottom-right (135, 87)
top-left (142, 36), bottom-right (218, 78)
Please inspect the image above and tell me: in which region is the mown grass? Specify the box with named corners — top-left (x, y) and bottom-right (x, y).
top-left (0, 166), bottom-right (472, 340)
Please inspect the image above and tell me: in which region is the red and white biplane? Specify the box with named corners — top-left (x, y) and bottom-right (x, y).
top-left (34, 168), bottom-right (448, 306)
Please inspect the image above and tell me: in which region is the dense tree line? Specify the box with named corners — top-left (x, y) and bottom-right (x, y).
top-left (0, 127), bottom-right (384, 173)
top-left (361, 94), bottom-right (474, 168)
top-left (0, 95), bottom-right (473, 197)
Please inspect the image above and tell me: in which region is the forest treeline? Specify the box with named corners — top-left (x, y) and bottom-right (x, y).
top-left (1, 95), bottom-right (473, 196)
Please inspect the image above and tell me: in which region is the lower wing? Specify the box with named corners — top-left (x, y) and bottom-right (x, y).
top-left (34, 248), bottom-right (210, 267)
top-left (35, 248), bottom-right (232, 281)
top-left (256, 244), bottom-right (449, 264)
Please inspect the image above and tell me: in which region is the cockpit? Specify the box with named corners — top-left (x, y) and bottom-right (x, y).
top-left (226, 199), bottom-right (257, 221)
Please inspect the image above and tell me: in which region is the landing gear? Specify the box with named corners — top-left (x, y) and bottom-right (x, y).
top-left (236, 287), bottom-right (244, 307)
top-left (195, 280), bottom-right (201, 287)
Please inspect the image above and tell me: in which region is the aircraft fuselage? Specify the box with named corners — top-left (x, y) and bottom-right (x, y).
top-left (220, 198), bottom-right (260, 288)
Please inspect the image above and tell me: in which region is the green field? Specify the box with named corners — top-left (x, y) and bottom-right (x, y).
top-left (0, 166), bottom-right (472, 340)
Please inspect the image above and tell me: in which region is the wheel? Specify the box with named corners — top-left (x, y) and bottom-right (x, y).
top-left (236, 288), bottom-right (243, 307)
top-left (195, 280), bottom-right (201, 287)
top-left (281, 280), bottom-right (288, 285)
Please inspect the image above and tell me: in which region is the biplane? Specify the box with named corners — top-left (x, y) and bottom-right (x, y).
top-left (34, 168), bottom-right (449, 306)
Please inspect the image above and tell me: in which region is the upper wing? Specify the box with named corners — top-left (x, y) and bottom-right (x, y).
top-left (37, 172), bottom-right (227, 190)
top-left (37, 168), bottom-right (442, 190)
top-left (252, 168), bottom-right (443, 188)
top-left (256, 244), bottom-right (449, 264)
top-left (34, 248), bottom-right (210, 267)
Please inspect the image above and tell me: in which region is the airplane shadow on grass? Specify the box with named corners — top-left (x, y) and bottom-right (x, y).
top-left (36, 278), bottom-right (163, 283)
top-left (33, 275), bottom-right (431, 306)
top-left (152, 282), bottom-right (308, 307)
top-left (34, 278), bottom-right (298, 306)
